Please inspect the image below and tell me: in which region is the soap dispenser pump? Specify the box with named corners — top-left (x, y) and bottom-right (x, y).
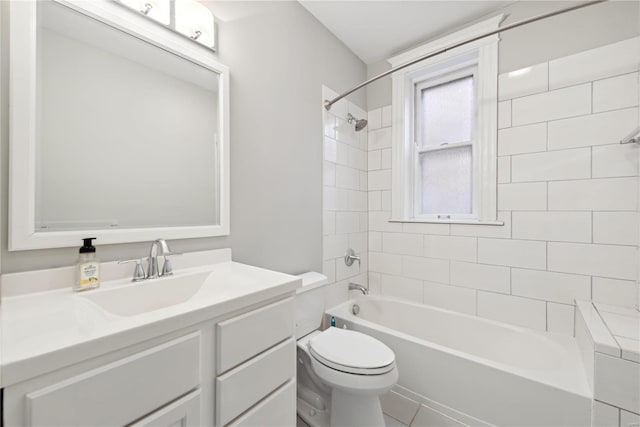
top-left (74, 237), bottom-right (101, 292)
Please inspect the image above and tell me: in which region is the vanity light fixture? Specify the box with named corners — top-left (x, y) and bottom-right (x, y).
top-left (140, 2), bottom-right (153, 15)
top-left (115, 0), bottom-right (216, 50)
top-left (119, 0), bottom-right (170, 25)
top-left (175, 0), bottom-right (215, 47)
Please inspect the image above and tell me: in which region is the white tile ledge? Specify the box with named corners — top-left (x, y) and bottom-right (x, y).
top-left (389, 219), bottom-right (504, 226)
top-left (596, 302), bottom-right (640, 319)
top-left (576, 300), bottom-right (621, 357)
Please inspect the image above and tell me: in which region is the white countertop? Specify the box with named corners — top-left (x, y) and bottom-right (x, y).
top-left (0, 259), bottom-right (300, 387)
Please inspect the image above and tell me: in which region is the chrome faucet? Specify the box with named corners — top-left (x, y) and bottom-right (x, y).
top-left (118, 239), bottom-right (181, 282)
top-left (348, 283), bottom-right (368, 295)
top-left (147, 239), bottom-right (181, 279)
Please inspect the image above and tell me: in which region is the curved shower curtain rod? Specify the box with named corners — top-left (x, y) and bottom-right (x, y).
top-left (324, 0), bottom-right (606, 111)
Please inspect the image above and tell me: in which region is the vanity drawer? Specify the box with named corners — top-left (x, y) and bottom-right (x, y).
top-left (216, 297), bottom-right (294, 373)
top-left (130, 389), bottom-right (201, 427)
top-left (216, 337), bottom-right (295, 426)
top-left (227, 379), bottom-right (296, 427)
top-left (26, 332), bottom-right (201, 426)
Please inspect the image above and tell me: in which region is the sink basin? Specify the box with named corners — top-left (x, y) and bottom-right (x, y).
top-left (80, 271), bottom-right (211, 316)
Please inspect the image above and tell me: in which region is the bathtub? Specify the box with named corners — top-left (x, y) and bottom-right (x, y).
top-left (326, 296), bottom-right (592, 426)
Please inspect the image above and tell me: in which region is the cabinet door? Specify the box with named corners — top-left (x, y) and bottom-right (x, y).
top-left (130, 390), bottom-right (201, 427)
top-left (26, 333), bottom-right (201, 426)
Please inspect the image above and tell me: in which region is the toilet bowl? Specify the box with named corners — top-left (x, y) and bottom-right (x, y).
top-left (295, 272), bottom-right (398, 427)
top-left (297, 328), bottom-right (398, 426)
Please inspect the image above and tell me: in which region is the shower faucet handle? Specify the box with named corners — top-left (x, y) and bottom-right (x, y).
top-left (344, 248), bottom-right (361, 267)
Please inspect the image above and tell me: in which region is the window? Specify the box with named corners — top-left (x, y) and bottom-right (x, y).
top-left (416, 72), bottom-right (475, 218)
top-left (390, 16), bottom-right (503, 224)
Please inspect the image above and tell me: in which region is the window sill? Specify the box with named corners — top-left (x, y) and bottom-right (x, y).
top-left (388, 218), bottom-right (504, 226)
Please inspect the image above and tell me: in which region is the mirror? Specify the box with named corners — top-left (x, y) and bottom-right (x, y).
top-left (10, 0), bottom-right (230, 250)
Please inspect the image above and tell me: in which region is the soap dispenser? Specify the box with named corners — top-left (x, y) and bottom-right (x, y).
top-left (74, 237), bottom-right (101, 292)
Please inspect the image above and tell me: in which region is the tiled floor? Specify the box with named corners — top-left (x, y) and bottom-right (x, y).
top-left (384, 414), bottom-right (409, 427)
top-left (296, 414), bottom-right (408, 427)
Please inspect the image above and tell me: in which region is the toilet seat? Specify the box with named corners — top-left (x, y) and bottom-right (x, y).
top-left (308, 327), bottom-right (395, 375)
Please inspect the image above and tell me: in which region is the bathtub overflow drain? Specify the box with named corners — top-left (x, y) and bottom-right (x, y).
top-left (352, 304), bottom-right (360, 315)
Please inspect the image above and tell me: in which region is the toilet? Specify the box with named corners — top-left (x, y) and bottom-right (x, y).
top-left (295, 273), bottom-right (398, 427)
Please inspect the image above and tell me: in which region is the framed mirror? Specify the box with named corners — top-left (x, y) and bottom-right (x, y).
top-left (9, 0), bottom-right (230, 250)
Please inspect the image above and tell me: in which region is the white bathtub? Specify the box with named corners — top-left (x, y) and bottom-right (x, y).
top-left (326, 296), bottom-right (592, 426)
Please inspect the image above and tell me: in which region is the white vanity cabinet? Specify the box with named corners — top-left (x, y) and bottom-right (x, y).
top-left (2, 295), bottom-right (297, 427)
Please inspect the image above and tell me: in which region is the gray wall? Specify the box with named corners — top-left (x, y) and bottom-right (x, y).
top-left (367, 1), bottom-right (640, 110)
top-left (0, 1), bottom-right (366, 274)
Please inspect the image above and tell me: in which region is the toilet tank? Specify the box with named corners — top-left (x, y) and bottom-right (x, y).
top-left (295, 272), bottom-right (329, 338)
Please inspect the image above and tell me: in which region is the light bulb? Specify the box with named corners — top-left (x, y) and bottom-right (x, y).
top-left (120, 0), bottom-right (170, 25)
top-left (175, 0), bottom-right (215, 48)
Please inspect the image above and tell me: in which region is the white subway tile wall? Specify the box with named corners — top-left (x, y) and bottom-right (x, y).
top-left (592, 72), bottom-right (639, 113)
top-left (498, 182), bottom-right (547, 211)
top-left (322, 86), bottom-right (368, 297)
top-left (381, 274), bottom-right (423, 302)
top-left (497, 101), bottom-right (511, 129)
top-left (592, 144), bottom-right (639, 178)
top-left (498, 122), bottom-right (547, 155)
top-left (511, 211), bottom-right (592, 243)
top-left (594, 353), bottom-right (640, 414)
top-left (364, 37), bottom-right (640, 335)
top-left (592, 277), bottom-right (638, 308)
top-left (511, 269), bottom-right (591, 305)
top-left (621, 409), bottom-right (640, 427)
top-left (498, 62), bottom-right (548, 101)
top-left (546, 302), bottom-right (575, 335)
top-left (477, 291), bottom-right (547, 330)
top-left (592, 400), bottom-right (620, 427)
top-left (510, 148), bottom-right (591, 182)
top-left (511, 83), bottom-right (591, 126)
top-left (422, 281), bottom-right (477, 314)
top-left (548, 37), bottom-right (640, 90)
top-left (548, 107), bottom-right (639, 150)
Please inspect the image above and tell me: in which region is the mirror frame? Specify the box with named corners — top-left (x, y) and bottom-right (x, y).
top-left (9, 0), bottom-right (230, 251)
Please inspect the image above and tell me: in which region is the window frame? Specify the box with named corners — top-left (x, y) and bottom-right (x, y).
top-left (390, 15), bottom-right (503, 225)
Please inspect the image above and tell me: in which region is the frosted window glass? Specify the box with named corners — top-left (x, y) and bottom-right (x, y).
top-left (420, 76), bottom-right (473, 148)
top-left (420, 146), bottom-right (472, 214)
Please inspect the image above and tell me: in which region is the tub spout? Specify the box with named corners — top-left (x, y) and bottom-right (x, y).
top-left (348, 283), bottom-right (368, 295)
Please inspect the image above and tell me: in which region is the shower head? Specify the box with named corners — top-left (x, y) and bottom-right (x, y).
top-left (355, 118), bottom-right (368, 132)
top-left (346, 113), bottom-right (368, 132)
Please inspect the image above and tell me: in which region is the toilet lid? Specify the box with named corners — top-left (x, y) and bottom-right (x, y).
top-left (309, 327), bottom-right (395, 375)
